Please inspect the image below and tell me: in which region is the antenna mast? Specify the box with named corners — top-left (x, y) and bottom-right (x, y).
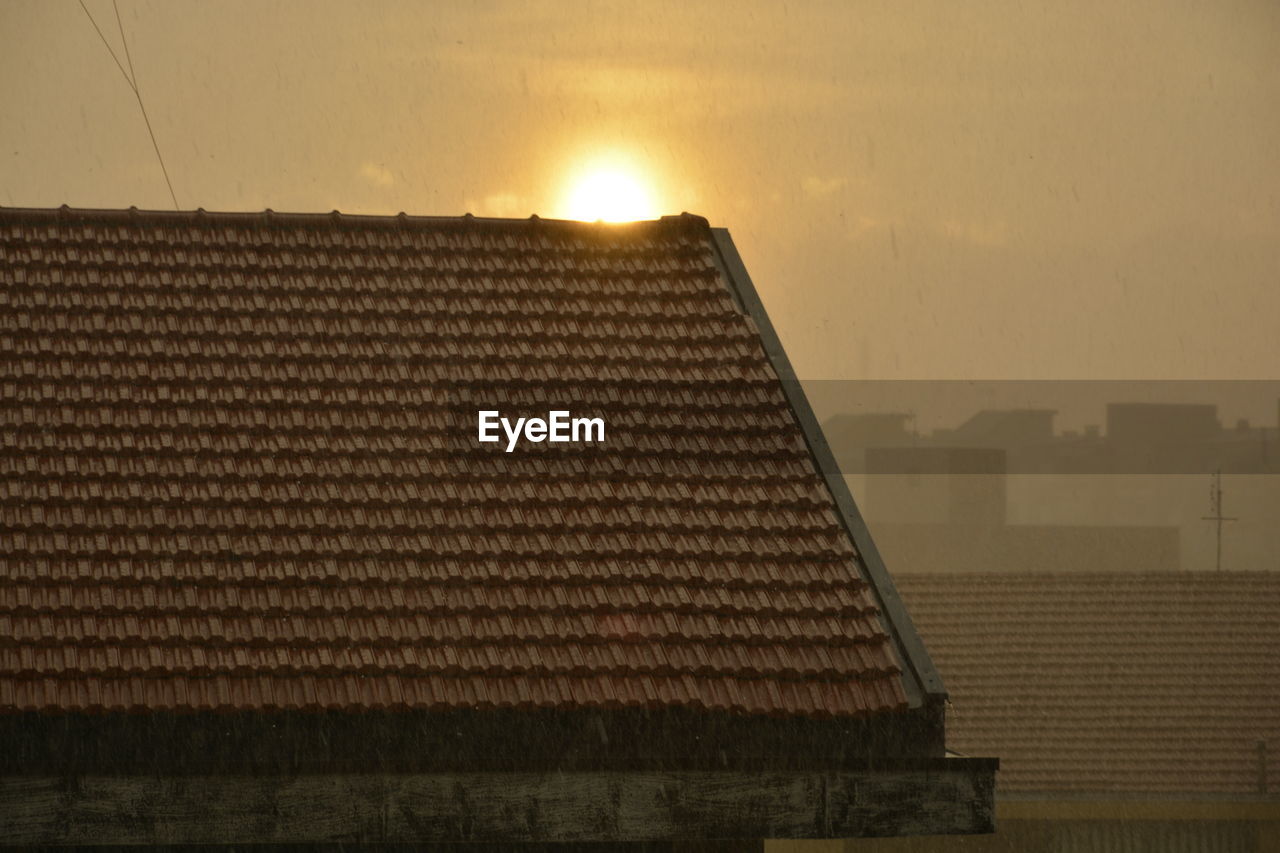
top-left (1200, 469), bottom-right (1237, 571)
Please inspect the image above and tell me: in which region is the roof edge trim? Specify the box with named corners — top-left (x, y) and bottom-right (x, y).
top-left (707, 227), bottom-right (947, 707)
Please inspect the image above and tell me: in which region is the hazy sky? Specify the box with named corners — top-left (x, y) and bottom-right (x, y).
top-left (2, 0), bottom-right (1278, 381)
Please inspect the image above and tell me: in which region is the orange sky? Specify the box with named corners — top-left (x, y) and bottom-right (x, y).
top-left (2, 0), bottom-right (1278, 381)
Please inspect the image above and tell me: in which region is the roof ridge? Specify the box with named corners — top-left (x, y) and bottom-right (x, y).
top-left (0, 204), bottom-right (714, 234)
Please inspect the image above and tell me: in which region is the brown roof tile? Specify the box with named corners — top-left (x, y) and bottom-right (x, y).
top-left (0, 207), bottom-right (906, 717)
top-left (896, 572), bottom-right (1280, 795)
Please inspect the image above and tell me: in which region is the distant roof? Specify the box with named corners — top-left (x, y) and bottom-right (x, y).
top-left (897, 572), bottom-right (1280, 795)
top-left (0, 205), bottom-right (918, 718)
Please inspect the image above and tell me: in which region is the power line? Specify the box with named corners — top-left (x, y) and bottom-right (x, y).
top-left (112, 0), bottom-right (138, 86)
top-left (76, 0), bottom-right (132, 87)
top-left (77, 0), bottom-right (180, 210)
top-left (112, 0), bottom-right (180, 211)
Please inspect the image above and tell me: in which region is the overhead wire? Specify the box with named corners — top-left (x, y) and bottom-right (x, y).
top-left (77, 0), bottom-right (180, 210)
top-left (76, 0), bottom-right (132, 86)
top-left (111, 0), bottom-right (138, 84)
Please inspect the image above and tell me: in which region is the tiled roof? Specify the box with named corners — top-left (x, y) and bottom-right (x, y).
top-left (0, 206), bottom-right (907, 718)
top-left (896, 572), bottom-right (1280, 795)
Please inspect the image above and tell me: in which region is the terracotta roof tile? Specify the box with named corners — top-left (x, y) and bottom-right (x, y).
top-left (0, 208), bottom-right (906, 718)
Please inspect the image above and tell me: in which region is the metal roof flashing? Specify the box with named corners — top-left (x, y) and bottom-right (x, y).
top-left (706, 226), bottom-right (947, 708)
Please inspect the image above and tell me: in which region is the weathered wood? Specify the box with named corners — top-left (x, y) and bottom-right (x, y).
top-left (0, 765), bottom-right (995, 845)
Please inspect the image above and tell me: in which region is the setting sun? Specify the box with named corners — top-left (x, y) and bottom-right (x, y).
top-left (560, 159), bottom-right (660, 222)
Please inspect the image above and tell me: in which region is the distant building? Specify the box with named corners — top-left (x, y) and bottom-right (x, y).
top-left (823, 412), bottom-right (913, 473)
top-left (826, 402), bottom-right (1278, 476)
top-left (1102, 402), bottom-right (1221, 474)
top-left (866, 446), bottom-right (1007, 527)
top-left (823, 401), bottom-right (1276, 572)
top-left (938, 408), bottom-right (1057, 449)
top-left (861, 446), bottom-right (1181, 573)
top-left (1107, 402), bottom-right (1220, 446)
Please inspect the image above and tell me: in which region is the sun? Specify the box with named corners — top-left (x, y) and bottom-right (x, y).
top-left (560, 159), bottom-right (661, 223)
